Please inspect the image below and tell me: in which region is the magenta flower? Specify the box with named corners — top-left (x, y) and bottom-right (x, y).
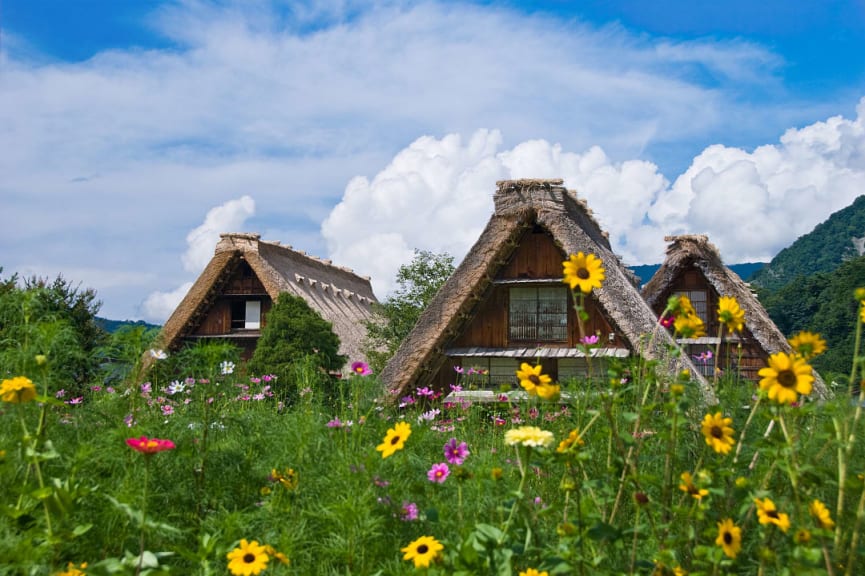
top-left (427, 463), bottom-right (450, 484)
top-left (660, 315), bottom-right (674, 328)
top-left (351, 361), bottom-right (373, 376)
top-left (126, 436), bottom-right (176, 454)
top-left (416, 386), bottom-right (435, 398)
top-left (454, 366), bottom-right (464, 374)
top-left (444, 438), bottom-right (470, 465)
top-left (401, 501), bottom-right (419, 521)
top-left (580, 334), bottom-right (599, 345)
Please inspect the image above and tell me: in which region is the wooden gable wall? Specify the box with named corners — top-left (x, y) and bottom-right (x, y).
top-left (193, 260), bottom-right (273, 337)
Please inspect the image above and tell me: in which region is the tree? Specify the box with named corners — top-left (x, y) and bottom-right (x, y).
top-left (248, 292), bottom-right (345, 380)
top-left (363, 249), bottom-right (455, 372)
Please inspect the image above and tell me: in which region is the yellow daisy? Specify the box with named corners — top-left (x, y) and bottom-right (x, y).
top-left (755, 497), bottom-right (791, 532)
top-left (717, 296), bottom-right (745, 333)
top-left (504, 426), bottom-right (555, 448)
top-left (401, 535), bottom-right (443, 568)
top-left (562, 252), bottom-right (605, 293)
top-left (55, 562), bottom-right (88, 576)
top-left (535, 383), bottom-right (561, 401)
top-left (376, 421), bottom-right (412, 458)
top-left (516, 363), bottom-right (552, 395)
top-left (758, 351), bottom-right (814, 405)
top-left (226, 539), bottom-right (270, 576)
top-left (519, 569), bottom-right (549, 576)
top-left (809, 499), bottom-right (835, 530)
top-left (674, 313), bottom-right (706, 339)
top-left (700, 412), bottom-right (735, 455)
top-left (788, 331), bottom-right (827, 360)
top-left (715, 518), bottom-right (742, 559)
top-left (678, 471), bottom-right (709, 500)
top-left (0, 376), bottom-right (37, 404)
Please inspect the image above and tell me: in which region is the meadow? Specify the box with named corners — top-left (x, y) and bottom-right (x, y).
top-left (2, 272), bottom-right (865, 575)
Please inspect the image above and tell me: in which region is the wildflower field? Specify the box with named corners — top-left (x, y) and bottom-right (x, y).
top-left (2, 256), bottom-right (865, 575)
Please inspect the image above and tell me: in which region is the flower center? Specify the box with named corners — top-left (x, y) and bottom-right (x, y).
top-left (711, 425), bottom-right (723, 439)
top-left (417, 544), bottom-right (428, 554)
top-left (243, 553), bottom-right (256, 564)
top-left (767, 510), bottom-right (780, 520)
top-left (391, 435), bottom-right (401, 445)
top-left (723, 532), bottom-right (732, 544)
top-left (529, 375), bottom-right (540, 385)
top-left (577, 268), bottom-right (590, 279)
top-left (777, 369), bottom-right (797, 389)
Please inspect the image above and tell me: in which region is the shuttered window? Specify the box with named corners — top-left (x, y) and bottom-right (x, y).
top-left (509, 286), bottom-right (568, 342)
top-left (674, 290), bottom-right (708, 323)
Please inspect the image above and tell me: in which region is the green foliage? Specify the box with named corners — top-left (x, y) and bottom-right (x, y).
top-left (363, 249), bottom-right (455, 372)
top-left (247, 292), bottom-right (344, 380)
top-left (751, 194), bottom-right (865, 291)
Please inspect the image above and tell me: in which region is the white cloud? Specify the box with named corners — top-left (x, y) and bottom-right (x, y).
top-left (324, 97), bottom-right (865, 297)
top-left (142, 282), bottom-right (195, 322)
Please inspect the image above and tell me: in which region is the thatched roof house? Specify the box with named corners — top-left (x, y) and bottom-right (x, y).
top-left (642, 234), bottom-right (829, 398)
top-left (157, 233), bottom-right (377, 366)
top-left (380, 179), bottom-right (715, 403)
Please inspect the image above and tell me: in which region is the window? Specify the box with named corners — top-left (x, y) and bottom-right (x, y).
top-left (230, 299), bottom-right (261, 330)
top-left (686, 344), bottom-right (715, 377)
top-left (509, 286), bottom-right (568, 342)
top-left (674, 290), bottom-right (708, 323)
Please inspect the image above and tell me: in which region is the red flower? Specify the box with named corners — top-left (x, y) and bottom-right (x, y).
top-left (126, 436), bottom-right (176, 454)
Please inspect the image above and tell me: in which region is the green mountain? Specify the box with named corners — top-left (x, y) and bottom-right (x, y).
top-left (750, 195), bottom-right (865, 291)
top-left (95, 317), bottom-right (161, 333)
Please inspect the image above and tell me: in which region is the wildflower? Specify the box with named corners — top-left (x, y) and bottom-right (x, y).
top-left (66, 397), bottom-right (84, 405)
top-left (659, 315), bottom-right (674, 328)
top-left (450, 383), bottom-right (463, 393)
top-left (693, 350), bottom-right (713, 364)
top-left (0, 376), bottom-right (36, 404)
top-left (717, 296), bottom-right (745, 333)
top-left (715, 518), bottom-right (742, 558)
top-left (263, 545), bottom-right (289, 565)
top-left (535, 383), bottom-right (561, 401)
top-left (401, 501), bottom-right (419, 521)
top-left (326, 418), bottom-right (348, 428)
top-left (376, 421), bottom-right (411, 458)
top-left (220, 361), bottom-right (235, 375)
top-left (417, 408), bottom-right (441, 422)
top-left (140, 382), bottom-right (152, 395)
top-left (755, 497), bottom-right (791, 532)
top-left (516, 363), bottom-right (552, 395)
top-left (125, 436), bottom-right (176, 454)
top-left (35, 354), bottom-right (47, 365)
top-left (226, 539), bottom-right (269, 576)
top-left (674, 313), bottom-right (706, 339)
top-left (556, 429), bottom-right (585, 454)
top-left (454, 366), bottom-right (464, 374)
top-left (795, 529), bottom-right (812, 544)
top-left (56, 389), bottom-right (66, 398)
top-left (758, 351), bottom-right (814, 405)
top-left (562, 252), bottom-right (605, 293)
top-left (444, 438), bottom-right (470, 465)
top-left (678, 472), bottom-right (709, 500)
top-left (809, 499), bottom-right (835, 530)
top-left (788, 331), bottom-right (827, 360)
top-left (56, 562), bottom-right (88, 576)
top-left (271, 468), bottom-right (298, 490)
top-left (505, 426), bottom-right (555, 448)
top-left (491, 467), bottom-right (503, 480)
top-left (580, 334), bottom-right (599, 345)
top-left (427, 462), bottom-right (450, 483)
top-left (161, 404), bottom-right (174, 416)
top-left (416, 386), bottom-right (435, 398)
top-left (700, 412), bottom-right (735, 455)
top-left (401, 535), bottom-right (443, 569)
top-left (124, 414), bottom-right (135, 427)
top-left (148, 349), bottom-right (168, 360)
top-left (634, 492), bottom-right (650, 506)
top-left (350, 361), bottom-right (372, 376)
top-left (519, 569), bottom-right (549, 576)
top-left (166, 381), bottom-right (186, 395)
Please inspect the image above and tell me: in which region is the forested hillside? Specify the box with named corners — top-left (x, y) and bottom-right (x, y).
top-left (750, 195), bottom-right (865, 291)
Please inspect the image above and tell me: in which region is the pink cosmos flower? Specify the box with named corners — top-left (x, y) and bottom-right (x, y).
top-left (416, 386), bottom-right (435, 398)
top-left (126, 436), bottom-right (176, 454)
top-left (580, 334), bottom-right (599, 345)
top-left (351, 361), bottom-right (373, 376)
top-left (660, 315), bottom-right (674, 328)
top-left (427, 462), bottom-right (450, 484)
top-left (161, 404), bottom-right (174, 416)
top-left (450, 384), bottom-right (463, 393)
top-left (444, 438), bottom-right (470, 465)
top-left (454, 366), bottom-right (464, 374)
top-left (401, 501), bottom-right (419, 521)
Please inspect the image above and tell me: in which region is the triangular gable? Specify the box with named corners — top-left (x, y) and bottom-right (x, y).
top-left (642, 234), bottom-right (830, 398)
top-left (380, 180), bottom-right (715, 403)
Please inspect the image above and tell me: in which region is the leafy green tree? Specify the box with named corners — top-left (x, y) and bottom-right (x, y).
top-left (248, 292), bottom-right (344, 380)
top-left (363, 249), bottom-right (455, 373)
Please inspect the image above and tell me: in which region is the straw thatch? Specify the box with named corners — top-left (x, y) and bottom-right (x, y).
top-left (380, 179), bottom-right (716, 403)
top-left (157, 233), bottom-right (378, 366)
top-left (642, 234), bottom-right (830, 399)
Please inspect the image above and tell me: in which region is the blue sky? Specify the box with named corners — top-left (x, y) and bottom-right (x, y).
top-left (2, 0), bottom-right (865, 321)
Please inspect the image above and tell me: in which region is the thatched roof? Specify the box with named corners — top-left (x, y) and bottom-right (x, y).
top-left (380, 179), bottom-right (716, 403)
top-left (157, 233), bottom-right (378, 365)
top-left (642, 234), bottom-right (830, 399)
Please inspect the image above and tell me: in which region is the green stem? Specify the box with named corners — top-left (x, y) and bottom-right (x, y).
top-left (136, 457), bottom-right (150, 576)
top-left (499, 445), bottom-right (529, 545)
top-left (845, 475), bottom-right (865, 576)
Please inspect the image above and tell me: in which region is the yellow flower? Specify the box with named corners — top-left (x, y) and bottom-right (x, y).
top-left (491, 467), bottom-right (503, 480)
top-left (678, 471), bottom-right (709, 500)
top-left (755, 497), bottom-right (791, 532)
top-left (758, 352), bottom-right (814, 405)
top-left (519, 570), bottom-right (549, 576)
top-left (667, 294), bottom-right (697, 318)
top-left (700, 412), bottom-right (735, 455)
top-left (376, 421), bottom-right (412, 458)
top-left (717, 296), bottom-right (745, 333)
top-left (0, 376), bottom-right (37, 404)
top-left (264, 545), bottom-right (289, 565)
top-left (401, 535), bottom-right (443, 568)
top-left (557, 429), bottom-right (585, 453)
top-left (809, 499), bottom-right (835, 530)
top-left (227, 539), bottom-right (269, 576)
top-left (788, 331), bottom-right (827, 360)
top-left (562, 252), bottom-right (605, 293)
top-left (516, 363), bottom-right (552, 395)
top-left (674, 313), bottom-right (706, 339)
top-left (271, 467), bottom-right (298, 490)
top-left (715, 518), bottom-right (742, 558)
top-left (795, 529), bottom-right (812, 544)
top-left (535, 383), bottom-right (561, 401)
top-left (504, 426), bottom-right (555, 448)
top-left (55, 562), bottom-right (88, 576)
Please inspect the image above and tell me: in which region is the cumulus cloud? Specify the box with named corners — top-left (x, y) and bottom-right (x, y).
top-left (141, 196), bottom-right (256, 321)
top-left (324, 97), bottom-right (865, 297)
